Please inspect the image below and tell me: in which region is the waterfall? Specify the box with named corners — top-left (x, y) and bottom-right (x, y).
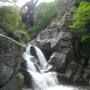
top-left (23, 45), bottom-right (81, 90)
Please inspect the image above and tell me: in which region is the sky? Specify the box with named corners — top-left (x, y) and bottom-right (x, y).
top-left (16, 0), bottom-right (55, 7)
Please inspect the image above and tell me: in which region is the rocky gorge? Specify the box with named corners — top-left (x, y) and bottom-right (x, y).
top-left (0, 0), bottom-right (90, 90)
top-left (29, 0), bottom-right (90, 86)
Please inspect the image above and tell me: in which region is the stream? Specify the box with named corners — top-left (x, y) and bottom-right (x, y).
top-left (23, 45), bottom-right (89, 90)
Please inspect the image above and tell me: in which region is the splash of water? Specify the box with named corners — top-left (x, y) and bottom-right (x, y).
top-left (23, 45), bottom-right (82, 90)
top-left (23, 45), bottom-right (58, 89)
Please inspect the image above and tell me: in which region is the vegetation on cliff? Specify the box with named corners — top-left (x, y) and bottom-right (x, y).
top-left (27, 0), bottom-right (63, 38)
top-left (0, 0), bottom-right (89, 57)
top-left (71, 1), bottom-right (90, 57)
top-left (0, 6), bottom-right (30, 42)
top-left (0, 0), bottom-right (62, 42)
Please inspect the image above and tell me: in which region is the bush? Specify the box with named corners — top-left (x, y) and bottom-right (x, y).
top-left (0, 0), bottom-right (63, 42)
top-left (71, 1), bottom-right (90, 57)
top-left (28, 0), bottom-right (63, 38)
top-left (71, 1), bottom-right (90, 32)
top-left (0, 6), bottom-right (20, 32)
top-left (0, 6), bottom-right (30, 42)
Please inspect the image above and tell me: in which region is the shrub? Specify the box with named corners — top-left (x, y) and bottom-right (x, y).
top-left (0, 6), bottom-right (30, 42)
top-left (71, 1), bottom-right (90, 32)
top-left (0, 0), bottom-right (63, 42)
top-left (28, 0), bottom-right (63, 38)
top-left (71, 1), bottom-right (90, 57)
top-left (0, 6), bottom-right (20, 32)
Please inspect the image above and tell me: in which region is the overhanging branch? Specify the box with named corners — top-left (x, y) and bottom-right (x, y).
top-left (0, 33), bottom-right (26, 48)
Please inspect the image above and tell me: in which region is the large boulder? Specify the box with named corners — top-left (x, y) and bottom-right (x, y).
top-left (0, 28), bottom-right (23, 90)
top-left (30, 25), bottom-right (79, 84)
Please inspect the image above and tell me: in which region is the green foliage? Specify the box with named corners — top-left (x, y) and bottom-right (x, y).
top-left (71, 1), bottom-right (90, 57)
top-left (71, 1), bottom-right (90, 31)
top-left (0, 6), bottom-right (30, 42)
top-left (0, 0), bottom-right (63, 42)
top-left (0, 6), bottom-right (20, 31)
top-left (28, 0), bottom-right (63, 38)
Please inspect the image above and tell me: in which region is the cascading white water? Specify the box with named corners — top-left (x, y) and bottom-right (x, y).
top-left (23, 45), bottom-right (58, 90)
top-left (23, 45), bottom-right (83, 90)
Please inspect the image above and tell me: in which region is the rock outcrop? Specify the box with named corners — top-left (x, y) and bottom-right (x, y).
top-left (0, 29), bottom-right (23, 90)
top-left (28, 0), bottom-right (90, 85)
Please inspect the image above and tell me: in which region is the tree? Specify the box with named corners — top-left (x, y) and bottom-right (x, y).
top-left (71, 1), bottom-right (90, 57)
top-left (71, 1), bottom-right (90, 33)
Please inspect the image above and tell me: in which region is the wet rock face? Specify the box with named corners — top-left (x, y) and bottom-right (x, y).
top-left (30, 33), bottom-right (90, 85)
top-left (48, 52), bottom-right (69, 73)
top-left (0, 29), bottom-right (22, 90)
top-left (30, 27), bottom-right (73, 60)
top-left (0, 63), bottom-right (13, 86)
top-left (29, 0), bottom-right (90, 85)
top-left (30, 27), bottom-right (78, 83)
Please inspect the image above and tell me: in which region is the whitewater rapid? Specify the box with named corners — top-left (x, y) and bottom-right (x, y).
top-left (23, 45), bottom-right (87, 90)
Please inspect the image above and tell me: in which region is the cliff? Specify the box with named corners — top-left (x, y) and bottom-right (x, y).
top-left (29, 0), bottom-right (90, 85)
top-left (0, 28), bottom-right (25, 90)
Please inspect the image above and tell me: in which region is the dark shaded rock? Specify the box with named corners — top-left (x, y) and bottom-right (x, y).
top-left (23, 71), bottom-right (32, 88)
top-left (57, 73), bottom-right (73, 85)
top-left (0, 28), bottom-right (23, 90)
top-left (0, 63), bottom-right (13, 87)
top-left (1, 76), bottom-right (23, 90)
top-left (48, 52), bottom-right (67, 72)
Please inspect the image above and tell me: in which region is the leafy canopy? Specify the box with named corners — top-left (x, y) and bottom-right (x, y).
top-left (0, 0), bottom-right (63, 42)
top-left (0, 6), bottom-right (30, 42)
top-left (29, 0), bottom-right (64, 38)
top-left (0, 6), bottom-right (20, 31)
top-left (71, 1), bottom-right (90, 56)
top-left (71, 1), bottom-right (90, 32)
